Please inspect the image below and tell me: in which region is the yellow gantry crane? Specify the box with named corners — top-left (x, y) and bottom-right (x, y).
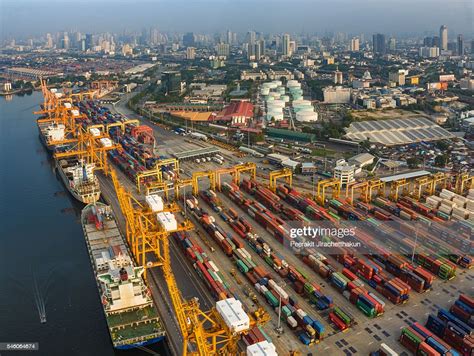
top-left (345, 181), bottom-right (369, 205)
top-left (233, 162), bottom-right (257, 184)
top-left (268, 168), bottom-right (293, 192)
top-left (108, 167), bottom-right (256, 355)
top-left (454, 173), bottom-right (474, 195)
top-left (192, 171), bottom-right (216, 195)
top-left (366, 179), bottom-right (385, 202)
top-left (53, 131), bottom-right (119, 172)
top-left (389, 178), bottom-right (410, 201)
top-left (412, 176), bottom-right (435, 200)
top-left (316, 178), bottom-right (341, 205)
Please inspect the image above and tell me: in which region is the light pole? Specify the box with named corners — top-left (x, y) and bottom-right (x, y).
top-left (411, 225), bottom-right (419, 264)
top-left (276, 281), bottom-right (286, 333)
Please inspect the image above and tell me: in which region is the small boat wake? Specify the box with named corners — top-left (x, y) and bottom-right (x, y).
top-left (33, 272), bottom-right (47, 323)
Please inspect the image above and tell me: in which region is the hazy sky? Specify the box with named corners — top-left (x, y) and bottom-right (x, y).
top-left (1, 0), bottom-right (473, 39)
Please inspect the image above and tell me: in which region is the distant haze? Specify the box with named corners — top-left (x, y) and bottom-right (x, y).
top-left (1, 0), bottom-right (473, 38)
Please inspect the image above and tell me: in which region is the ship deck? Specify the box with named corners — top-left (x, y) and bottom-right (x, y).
top-left (82, 207), bottom-right (166, 346)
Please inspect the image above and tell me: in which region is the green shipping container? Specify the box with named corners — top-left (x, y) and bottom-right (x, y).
top-left (334, 307), bottom-right (351, 326)
top-left (236, 260), bottom-right (249, 273)
top-left (401, 328), bottom-right (422, 345)
top-left (265, 291), bottom-right (279, 307)
top-left (304, 282), bottom-right (315, 294)
top-left (356, 300), bottom-right (376, 318)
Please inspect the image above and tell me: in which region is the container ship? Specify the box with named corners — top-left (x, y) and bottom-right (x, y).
top-left (57, 158), bottom-right (101, 204)
top-left (37, 120), bottom-right (68, 152)
top-left (81, 202), bottom-right (166, 349)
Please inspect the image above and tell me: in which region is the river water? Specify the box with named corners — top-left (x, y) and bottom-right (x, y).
top-left (0, 92), bottom-right (169, 356)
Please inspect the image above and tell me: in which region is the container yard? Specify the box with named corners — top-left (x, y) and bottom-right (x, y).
top-left (30, 81), bottom-right (474, 356)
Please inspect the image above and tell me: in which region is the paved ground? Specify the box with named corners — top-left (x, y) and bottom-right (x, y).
top-left (101, 94), bottom-right (474, 355)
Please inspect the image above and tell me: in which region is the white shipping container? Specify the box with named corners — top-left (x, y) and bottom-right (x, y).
top-left (343, 290), bottom-right (351, 300)
top-left (441, 189), bottom-right (455, 197)
top-left (208, 261), bottom-right (219, 272)
top-left (287, 316), bottom-right (298, 328)
top-left (296, 309), bottom-right (306, 319)
top-left (216, 298), bottom-right (250, 333)
top-left (438, 205), bottom-right (452, 215)
top-left (442, 200), bottom-right (456, 208)
top-left (215, 231), bottom-right (225, 242)
top-left (186, 199), bottom-right (195, 210)
top-left (246, 341), bottom-right (278, 356)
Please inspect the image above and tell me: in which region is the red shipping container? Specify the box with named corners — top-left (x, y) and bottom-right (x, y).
top-left (417, 341), bottom-right (440, 356)
top-left (459, 294), bottom-right (474, 309)
top-left (342, 268), bottom-right (358, 281)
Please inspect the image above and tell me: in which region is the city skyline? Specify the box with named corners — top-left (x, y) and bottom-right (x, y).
top-left (1, 0), bottom-right (473, 39)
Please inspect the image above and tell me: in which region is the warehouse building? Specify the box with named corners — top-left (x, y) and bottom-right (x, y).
top-left (344, 117), bottom-right (455, 146)
top-left (266, 128), bottom-right (316, 143)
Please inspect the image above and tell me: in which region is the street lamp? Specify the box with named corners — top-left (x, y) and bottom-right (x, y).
top-left (276, 281), bottom-right (286, 333)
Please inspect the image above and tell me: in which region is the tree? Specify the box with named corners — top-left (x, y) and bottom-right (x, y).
top-left (434, 154), bottom-right (448, 168)
top-left (407, 157), bottom-right (420, 169)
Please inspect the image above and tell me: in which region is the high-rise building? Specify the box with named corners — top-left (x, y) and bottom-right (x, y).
top-left (85, 34), bottom-right (93, 50)
top-left (162, 71), bottom-right (183, 95)
top-left (471, 39), bottom-right (474, 54)
top-left (216, 43), bottom-right (230, 57)
top-left (45, 33), bottom-right (53, 48)
top-left (432, 36), bottom-right (440, 48)
top-left (389, 37), bottom-right (396, 51)
top-left (183, 32), bottom-right (195, 47)
top-left (282, 33), bottom-right (291, 56)
top-left (150, 28), bottom-right (160, 45)
top-left (440, 25), bottom-right (448, 51)
top-left (247, 31), bottom-right (256, 45)
top-left (457, 34), bottom-right (464, 56)
top-left (372, 34), bottom-right (386, 54)
top-left (226, 30), bottom-right (233, 45)
top-left (186, 47), bottom-right (196, 60)
top-left (350, 37), bottom-right (360, 52)
top-left (61, 32), bottom-right (70, 49)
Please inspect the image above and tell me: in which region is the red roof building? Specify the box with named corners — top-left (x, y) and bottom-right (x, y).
top-left (214, 100), bottom-right (254, 127)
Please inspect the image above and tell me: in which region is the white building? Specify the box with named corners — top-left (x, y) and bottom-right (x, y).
top-left (348, 153), bottom-right (375, 168)
top-left (323, 86), bottom-right (351, 104)
top-left (334, 162), bottom-right (355, 185)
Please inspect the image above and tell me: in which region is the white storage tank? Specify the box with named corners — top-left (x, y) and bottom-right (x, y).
top-left (296, 111), bottom-right (318, 122)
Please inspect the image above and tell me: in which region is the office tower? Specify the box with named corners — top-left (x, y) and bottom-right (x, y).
top-left (471, 39), bottom-right (474, 54)
top-left (85, 34), bottom-right (93, 50)
top-left (247, 31), bottom-right (256, 45)
top-left (457, 34), bottom-right (464, 55)
top-left (282, 33), bottom-right (291, 56)
top-left (61, 32), bottom-right (70, 49)
top-left (372, 34), bottom-right (386, 54)
top-left (216, 43), bottom-right (230, 57)
top-left (432, 36), bottom-right (440, 48)
top-left (186, 47), bottom-right (196, 60)
top-left (350, 37), bottom-right (360, 52)
top-left (440, 25), bottom-right (448, 51)
top-left (389, 37), bottom-right (396, 51)
top-left (226, 30), bottom-right (233, 45)
top-left (45, 33), bottom-right (53, 48)
top-left (183, 32), bottom-right (195, 47)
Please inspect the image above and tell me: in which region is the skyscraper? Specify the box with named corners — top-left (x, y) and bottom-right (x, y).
top-left (247, 31), bottom-right (256, 45)
top-left (186, 47), bottom-right (196, 60)
top-left (85, 34), bottom-right (93, 50)
top-left (282, 33), bottom-right (291, 57)
top-left (372, 34), bottom-right (386, 55)
top-left (457, 34), bottom-right (464, 56)
top-left (350, 37), bottom-right (360, 52)
top-left (216, 43), bottom-right (230, 57)
top-left (183, 32), bottom-right (195, 47)
top-left (440, 25), bottom-right (448, 51)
